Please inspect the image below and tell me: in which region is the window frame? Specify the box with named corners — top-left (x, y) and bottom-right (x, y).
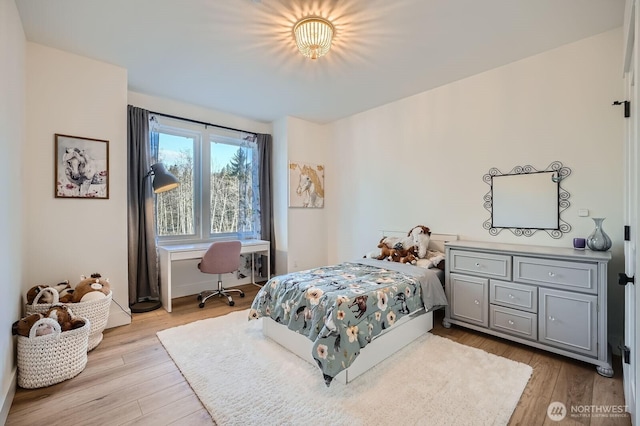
top-left (154, 116), bottom-right (259, 245)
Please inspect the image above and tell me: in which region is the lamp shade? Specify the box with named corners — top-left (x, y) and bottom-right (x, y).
top-left (293, 17), bottom-right (334, 59)
top-left (150, 163), bottom-right (179, 193)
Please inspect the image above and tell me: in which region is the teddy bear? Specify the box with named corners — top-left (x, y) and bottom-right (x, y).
top-left (11, 305), bottom-right (85, 337)
top-left (72, 273), bottom-right (111, 303)
top-left (26, 280), bottom-right (71, 304)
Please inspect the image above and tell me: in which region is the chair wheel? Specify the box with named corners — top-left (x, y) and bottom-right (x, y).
top-left (229, 301), bottom-right (235, 307)
top-left (197, 294), bottom-right (202, 301)
top-left (199, 302), bottom-right (205, 308)
top-left (240, 292), bottom-right (245, 298)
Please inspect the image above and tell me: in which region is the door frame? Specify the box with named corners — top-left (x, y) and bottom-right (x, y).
top-left (622, 1), bottom-right (638, 423)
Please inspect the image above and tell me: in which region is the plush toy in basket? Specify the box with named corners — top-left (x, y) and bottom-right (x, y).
top-left (24, 273), bottom-right (112, 351)
top-left (12, 305), bottom-right (90, 389)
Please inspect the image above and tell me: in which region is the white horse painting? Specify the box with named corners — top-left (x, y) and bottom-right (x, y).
top-left (56, 135), bottom-right (108, 198)
top-left (289, 162), bottom-right (324, 208)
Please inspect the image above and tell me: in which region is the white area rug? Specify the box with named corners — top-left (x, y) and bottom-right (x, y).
top-left (157, 310), bottom-right (532, 426)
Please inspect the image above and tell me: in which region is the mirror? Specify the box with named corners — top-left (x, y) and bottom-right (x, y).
top-left (483, 161), bottom-right (571, 238)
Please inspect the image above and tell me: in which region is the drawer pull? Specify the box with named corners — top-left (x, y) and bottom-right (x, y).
top-left (508, 320), bottom-right (514, 325)
top-left (508, 294), bottom-right (515, 299)
top-left (475, 262), bottom-right (481, 267)
top-left (548, 316), bottom-right (555, 321)
top-left (474, 299), bottom-right (480, 305)
top-left (548, 271), bottom-right (555, 277)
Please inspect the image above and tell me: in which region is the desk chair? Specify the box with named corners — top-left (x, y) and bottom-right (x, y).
top-left (196, 240), bottom-right (245, 308)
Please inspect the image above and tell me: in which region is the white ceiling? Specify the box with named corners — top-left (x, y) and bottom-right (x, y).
top-left (15, 0), bottom-right (625, 124)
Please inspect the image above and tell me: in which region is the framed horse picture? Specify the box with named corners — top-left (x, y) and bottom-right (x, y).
top-left (55, 134), bottom-right (109, 199)
top-left (288, 161), bottom-right (324, 208)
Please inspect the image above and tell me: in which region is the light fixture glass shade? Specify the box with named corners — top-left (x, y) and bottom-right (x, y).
top-left (150, 163), bottom-right (179, 193)
top-left (293, 17), bottom-right (334, 59)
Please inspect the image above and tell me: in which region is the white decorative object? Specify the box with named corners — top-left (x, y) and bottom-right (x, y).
top-left (17, 317), bottom-right (90, 389)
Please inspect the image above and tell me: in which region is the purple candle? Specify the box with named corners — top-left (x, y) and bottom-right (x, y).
top-left (573, 238), bottom-right (586, 250)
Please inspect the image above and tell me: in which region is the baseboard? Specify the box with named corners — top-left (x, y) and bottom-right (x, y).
top-left (1, 368), bottom-right (17, 425)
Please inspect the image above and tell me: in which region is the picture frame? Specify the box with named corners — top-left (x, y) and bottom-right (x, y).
top-left (288, 161), bottom-right (324, 208)
top-left (55, 133), bottom-right (109, 199)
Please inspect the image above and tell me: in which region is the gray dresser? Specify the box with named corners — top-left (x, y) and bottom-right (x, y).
top-left (443, 240), bottom-right (613, 376)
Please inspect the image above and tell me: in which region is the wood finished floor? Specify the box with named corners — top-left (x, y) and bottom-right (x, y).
top-left (7, 284), bottom-right (631, 426)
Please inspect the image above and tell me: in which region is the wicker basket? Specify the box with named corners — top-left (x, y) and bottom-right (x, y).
top-left (17, 317), bottom-right (90, 389)
top-left (25, 288), bottom-right (112, 351)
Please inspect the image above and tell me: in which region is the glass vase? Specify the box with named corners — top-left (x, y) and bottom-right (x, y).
top-left (586, 217), bottom-right (612, 251)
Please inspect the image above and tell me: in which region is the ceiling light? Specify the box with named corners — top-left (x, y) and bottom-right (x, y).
top-left (293, 17), bottom-right (335, 60)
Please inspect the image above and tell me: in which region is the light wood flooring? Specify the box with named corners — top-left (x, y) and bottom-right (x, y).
top-left (7, 284), bottom-right (631, 425)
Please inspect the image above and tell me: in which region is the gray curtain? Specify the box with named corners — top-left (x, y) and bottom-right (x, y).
top-left (257, 133), bottom-right (275, 276)
top-left (127, 106), bottom-right (160, 304)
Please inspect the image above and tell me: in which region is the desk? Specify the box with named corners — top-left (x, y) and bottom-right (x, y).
top-left (158, 240), bottom-right (270, 313)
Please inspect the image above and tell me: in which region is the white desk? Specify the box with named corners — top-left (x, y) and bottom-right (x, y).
top-left (158, 240), bottom-right (270, 313)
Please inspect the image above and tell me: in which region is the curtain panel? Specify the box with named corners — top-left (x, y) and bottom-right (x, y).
top-left (257, 133), bottom-right (275, 276)
top-left (127, 106), bottom-right (160, 305)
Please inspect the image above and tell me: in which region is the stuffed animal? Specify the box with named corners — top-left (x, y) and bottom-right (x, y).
top-left (72, 273), bottom-right (111, 303)
top-left (376, 225), bottom-right (432, 259)
top-left (374, 238), bottom-right (396, 261)
top-left (47, 305), bottom-right (85, 331)
top-left (390, 246), bottom-right (418, 264)
top-left (407, 225), bottom-right (431, 258)
top-left (26, 280), bottom-right (70, 304)
top-left (403, 253), bottom-right (418, 264)
top-left (59, 287), bottom-right (75, 303)
top-left (11, 305), bottom-right (85, 337)
top-left (11, 313), bottom-right (51, 337)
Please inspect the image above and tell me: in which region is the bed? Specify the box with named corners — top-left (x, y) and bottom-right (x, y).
top-left (248, 233), bottom-right (456, 386)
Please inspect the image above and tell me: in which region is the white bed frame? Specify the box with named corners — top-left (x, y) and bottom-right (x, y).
top-left (262, 232), bottom-right (458, 385)
top-left (263, 309), bottom-right (433, 384)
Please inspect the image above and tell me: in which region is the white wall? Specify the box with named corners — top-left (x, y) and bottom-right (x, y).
top-left (128, 91), bottom-right (272, 136)
top-left (25, 43), bottom-right (131, 329)
top-left (0, 0), bottom-right (25, 421)
top-left (272, 117), bottom-right (289, 275)
top-left (286, 117), bottom-right (329, 271)
top-left (326, 29), bottom-right (625, 345)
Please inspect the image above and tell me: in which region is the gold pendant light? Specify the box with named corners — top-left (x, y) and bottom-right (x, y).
top-left (293, 17), bottom-right (335, 59)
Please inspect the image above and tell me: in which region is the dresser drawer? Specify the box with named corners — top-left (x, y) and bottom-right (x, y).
top-left (490, 305), bottom-right (537, 340)
top-left (450, 250), bottom-right (511, 280)
top-left (490, 280), bottom-right (537, 313)
top-left (513, 256), bottom-right (597, 294)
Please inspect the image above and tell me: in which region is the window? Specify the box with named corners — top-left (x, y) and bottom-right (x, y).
top-left (153, 116), bottom-right (260, 242)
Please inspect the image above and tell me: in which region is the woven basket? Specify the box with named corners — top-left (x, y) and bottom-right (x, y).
top-left (17, 317), bottom-right (90, 389)
top-left (25, 288), bottom-right (112, 351)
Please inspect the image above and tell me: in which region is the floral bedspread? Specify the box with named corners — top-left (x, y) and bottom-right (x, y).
top-left (248, 259), bottom-right (447, 386)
